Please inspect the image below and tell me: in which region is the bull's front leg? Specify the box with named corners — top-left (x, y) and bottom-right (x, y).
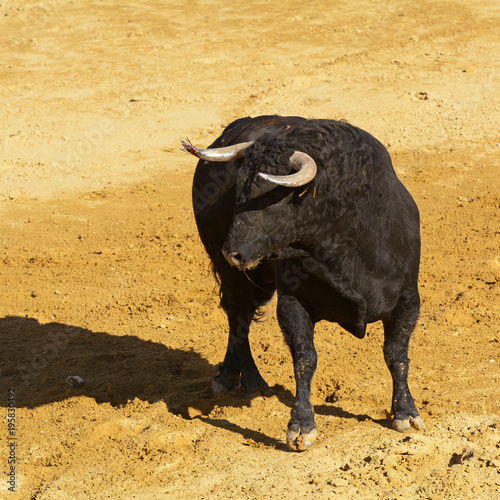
top-left (277, 292), bottom-right (317, 450)
top-left (383, 290), bottom-right (426, 433)
top-left (215, 289), bottom-right (270, 398)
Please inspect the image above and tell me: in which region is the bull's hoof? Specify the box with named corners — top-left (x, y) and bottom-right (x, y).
top-left (244, 382), bottom-right (273, 399)
top-left (212, 368), bottom-right (240, 395)
top-left (212, 378), bottom-right (231, 395)
top-left (286, 426), bottom-right (317, 451)
top-left (392, 415), bottom-right (426, 433)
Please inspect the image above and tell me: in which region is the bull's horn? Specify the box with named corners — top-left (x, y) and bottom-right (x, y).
top-left (180, 138), bottom-right (254, 161)
top-left (258, 151), bottom-right (317, 187)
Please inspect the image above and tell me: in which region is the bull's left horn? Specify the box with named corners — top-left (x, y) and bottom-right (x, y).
top-left (258, 151), bottom-right (317, 187)
top-left (180, 138), bottom-right (254, 161)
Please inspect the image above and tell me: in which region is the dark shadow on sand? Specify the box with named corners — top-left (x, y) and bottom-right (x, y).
top-left (1, 316), bottom-right (391, 447)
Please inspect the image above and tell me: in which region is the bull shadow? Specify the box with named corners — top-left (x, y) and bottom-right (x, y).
top-left (0, 316), bottom-right (390, 447)
top-left (0, 316), bottom-right (226, 417)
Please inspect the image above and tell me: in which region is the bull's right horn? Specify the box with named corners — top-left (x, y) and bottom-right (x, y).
top-left (258, 151), bottom-right (317, 187)
top-left (181, 138), bottom-right (254, 162)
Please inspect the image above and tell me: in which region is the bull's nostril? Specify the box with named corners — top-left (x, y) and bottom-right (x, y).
top-left (229, 252), bottom-right (242, 267)
top-left (223, 249), bottom-right (243, 267)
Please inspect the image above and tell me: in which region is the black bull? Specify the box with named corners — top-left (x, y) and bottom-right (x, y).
top-left (183, 115), bottom-right (425, 450)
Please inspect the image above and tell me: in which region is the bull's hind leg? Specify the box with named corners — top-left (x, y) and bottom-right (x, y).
top-left (383, 290), bottom-right (426, 432)
top-left (214, 263), bottom-right (275, 398)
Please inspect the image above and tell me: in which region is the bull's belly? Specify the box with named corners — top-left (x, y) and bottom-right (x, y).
top-left (277, 266), bottom-right (400, 339)
top-left (277, 272), bottom-right (362, 337)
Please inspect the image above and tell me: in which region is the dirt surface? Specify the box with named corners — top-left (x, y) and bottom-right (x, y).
top-left (1, 0), bottom-right (499, 498)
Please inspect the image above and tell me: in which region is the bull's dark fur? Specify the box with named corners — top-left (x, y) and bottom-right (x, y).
top-left (191, 115), bottom-right (424, 449)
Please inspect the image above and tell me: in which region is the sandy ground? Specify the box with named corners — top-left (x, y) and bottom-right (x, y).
top-left (1, 0), bottom-right (499, 498)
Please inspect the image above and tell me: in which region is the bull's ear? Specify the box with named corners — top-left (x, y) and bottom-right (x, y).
top-left (258, 151), bottom-right (317, 187)
top-left (180, 139), bottom-right (254, 162)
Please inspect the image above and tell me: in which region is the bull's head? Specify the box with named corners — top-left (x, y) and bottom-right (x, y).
top-left (182, 138), bottom-right (317, 269)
